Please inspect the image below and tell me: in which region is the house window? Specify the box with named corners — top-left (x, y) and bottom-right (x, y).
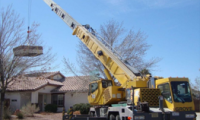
top-left (51, 94), bottom-right (64, 107)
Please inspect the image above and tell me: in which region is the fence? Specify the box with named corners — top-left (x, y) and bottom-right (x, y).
top-left (194, 98), bottom-right (200, 112)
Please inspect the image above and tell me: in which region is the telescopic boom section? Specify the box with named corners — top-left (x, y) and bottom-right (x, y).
top-left (43, 0), bottom-right (81, 30)
top-left (43, 0), bottom-right (141, 88)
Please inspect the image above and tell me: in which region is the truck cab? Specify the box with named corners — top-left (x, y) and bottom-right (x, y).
top-left (155, 78), bottom-right (195, 111)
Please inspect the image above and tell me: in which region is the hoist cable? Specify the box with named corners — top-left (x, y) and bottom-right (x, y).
top-left (28, 0), bottom-right (32, 29)
top-left (27, 0), bottom-right (32, 42)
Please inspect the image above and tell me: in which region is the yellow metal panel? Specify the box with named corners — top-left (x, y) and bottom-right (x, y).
top-left (126, 80), bottom-right (148, 88)
top-left (103, 86), bottom-right (125, 105)
top-left (104, 68), bottom-right (113, 80)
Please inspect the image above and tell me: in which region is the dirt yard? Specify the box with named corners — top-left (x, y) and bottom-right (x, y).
top-left (11, 113), bottom-right (63, 120)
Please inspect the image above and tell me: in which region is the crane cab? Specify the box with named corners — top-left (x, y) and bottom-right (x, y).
top-left (155, 77), bottom-right (195, 111)
top-left (88, 79), bottom-right (125, 105)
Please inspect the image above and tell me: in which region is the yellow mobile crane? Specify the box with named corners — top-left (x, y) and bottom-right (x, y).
top-left (43, 0), bottom-right (196, 120)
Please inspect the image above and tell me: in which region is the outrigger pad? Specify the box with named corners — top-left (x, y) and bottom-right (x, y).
top-left (13, 45), bottom-right (43, 57)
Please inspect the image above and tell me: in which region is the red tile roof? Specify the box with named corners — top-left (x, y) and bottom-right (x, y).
top-left (52, 76), bottom-right (90, 93)
top-left (5, 71), bottom-right (91, 93)
top-left (7, 77), bottom-right (63, 91)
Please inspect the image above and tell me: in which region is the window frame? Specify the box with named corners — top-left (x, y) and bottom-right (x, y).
top-left (51, 93), bottom-right (64, 107)
top-left (102, 80), bottom-right (112, 88)
top-left (170, 81), bottom-right (192, 102)
top-left (88, 82), bottom-right (98, 95)
top-left (157, 83), bottom-right (173, 103)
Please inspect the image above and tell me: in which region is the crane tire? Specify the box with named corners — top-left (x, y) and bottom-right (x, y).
top-left (116, 115), bottom-right (120, 120)
top-left (109, 114), bottom-right (115, 120)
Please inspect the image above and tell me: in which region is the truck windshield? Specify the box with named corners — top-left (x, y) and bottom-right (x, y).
top-left (171, 81), bottom-right (192, 102)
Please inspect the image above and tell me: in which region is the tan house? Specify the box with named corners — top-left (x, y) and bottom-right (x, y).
top-left (4, 71), bottom-right (90, 112)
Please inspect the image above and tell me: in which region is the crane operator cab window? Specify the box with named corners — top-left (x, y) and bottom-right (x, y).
top-left (171, 82), bottom-right (192, 102)
top-left (102, 80), bottom-right (112, 88)
top-left (88, 82), bottom-right (98, 95)
top-left (158, 83), bottom-right (172, 103)
top-left (88, 80), bottom-right (112, 95)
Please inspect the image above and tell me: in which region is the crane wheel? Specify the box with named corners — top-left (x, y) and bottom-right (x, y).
top-left (109, 114), bottom-right (115, 120)
top-left (90, 112), bottom-right (95, 117)
top-left (116, 115), bottom-right (120, 120)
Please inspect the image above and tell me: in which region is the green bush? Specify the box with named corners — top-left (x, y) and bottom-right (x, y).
top-left (17, 112), bottom-right (24, 119)
top-left (45, 104), bottom-right (57, 113)
top-left (73, 103), bottom-right (92, 114)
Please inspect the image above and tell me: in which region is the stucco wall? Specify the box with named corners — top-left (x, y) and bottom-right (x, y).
top-left (20, 92), bottom-right (31, 108)
top-left (5, 92), bottom-right (21, 111)
top-left (6, 87), bottom-right (89, 112)
top-left (31, 85), bottom-right (57, 103)
top-left (5, 85), bottom-right (56, 112)
top-left (64, 92), bottom-right (89, 110)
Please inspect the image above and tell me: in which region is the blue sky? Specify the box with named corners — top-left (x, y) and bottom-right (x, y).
top-left (1, 0), bottom-right (200, 83)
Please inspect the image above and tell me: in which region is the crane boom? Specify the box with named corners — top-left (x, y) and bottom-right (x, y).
top-left (43, 0), bottom-right (140, 88)
top-left (43, 0), bottom-right (81, 30)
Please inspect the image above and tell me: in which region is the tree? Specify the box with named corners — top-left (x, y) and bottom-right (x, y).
top-left (0, 6), bottom-right (54, 120)
top-left (76, 20), bottom-right (159, 78)
top-left (140, 68), bottom-right (151, 76)
top-left (191, 77), bottom-right (200, 99)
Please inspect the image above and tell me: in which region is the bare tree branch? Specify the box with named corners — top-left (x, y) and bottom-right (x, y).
top-left (0, 6), bottom-right (55, 120)
top-left (76, 20), bottom-right (160, 78)
top-left (191, 77), bottom-right (200, 99)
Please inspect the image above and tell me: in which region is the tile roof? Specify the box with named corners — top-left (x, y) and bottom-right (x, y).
top-left (7, 76), bottom-right (63, 91)
top-left (5, 71), bottom-right (92, 93)
top-left (24, 71), bottom-right (65, 79)
top-left (52, 76), bottom-right (90, 93)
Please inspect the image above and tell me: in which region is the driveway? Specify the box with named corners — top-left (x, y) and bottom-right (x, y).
top-left (11, 113), bottom-right (63, 120)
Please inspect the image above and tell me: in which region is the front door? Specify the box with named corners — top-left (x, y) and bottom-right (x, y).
top-left (38, 94), bottom-right (43, 111)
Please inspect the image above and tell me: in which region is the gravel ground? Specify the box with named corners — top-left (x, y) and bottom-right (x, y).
top-left (11, 113), bottom-right (63, 120)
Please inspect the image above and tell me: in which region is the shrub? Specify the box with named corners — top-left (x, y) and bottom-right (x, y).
top-left (21, 102), bottom-right (40, 117)
top-left (73, 103), bottom-right (92, 114)
top-left (17, 112), bottom-right (24, 119)
top-left (45, 104), bottom-right (57, 113)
